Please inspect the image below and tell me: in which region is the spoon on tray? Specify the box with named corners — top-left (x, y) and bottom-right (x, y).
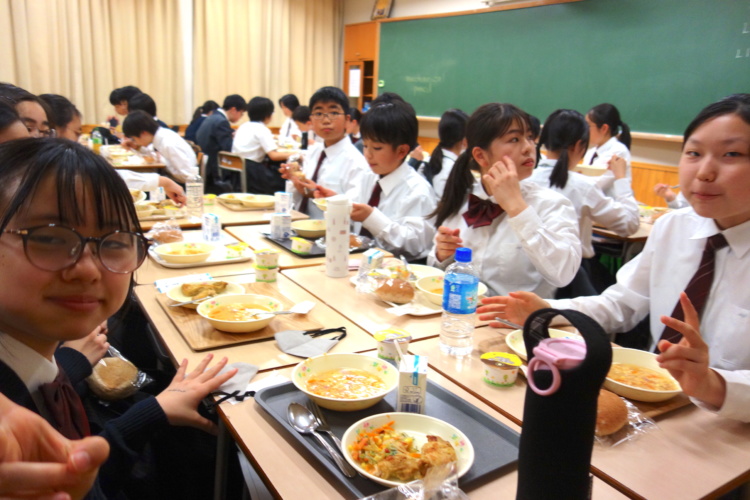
top-left (287, 403), bottom-right (357, 477)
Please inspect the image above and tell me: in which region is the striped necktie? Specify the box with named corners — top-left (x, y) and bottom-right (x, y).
top-left (655, 233), bottom-right (728, 351)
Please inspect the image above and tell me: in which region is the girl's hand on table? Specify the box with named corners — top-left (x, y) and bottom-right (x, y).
top-left (0, 393), bottom-right (110, 500)
top-left (156, 354), bottom-right (238, 434)
top-left (477, 291), bottom-right (549, 328)
top-left (656, 292), bottom-right (727, 409)
top-left (483, 156), bottom-right (528, 217)
top-left (434, 226), bottom-right (462, 262)
top-left (61, 321), bottom-right (110, 366)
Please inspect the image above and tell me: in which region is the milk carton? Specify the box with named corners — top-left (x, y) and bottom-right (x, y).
top-left (201, 213), bottom-right (220, 242)
top-left (396, 355), bottom-right (427, 414)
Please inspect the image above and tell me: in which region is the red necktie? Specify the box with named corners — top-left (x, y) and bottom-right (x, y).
top-left (39, 362), bottom-right (91, 439)
top-left (360, 181), bottom-right (382, 239)
top-left (656, 233), bottom-right (728, 351)
top-left (298, 151), bottom-right (326, 213)
top-left (463, 194), bottom-right (504, 228)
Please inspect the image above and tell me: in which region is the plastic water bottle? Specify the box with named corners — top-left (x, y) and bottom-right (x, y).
top-left (439, 247), bottom-right (479, 356)
top-left (185, 173), bottom-right (204, 220)
top-left (91, 129), bottom-right (103, 155)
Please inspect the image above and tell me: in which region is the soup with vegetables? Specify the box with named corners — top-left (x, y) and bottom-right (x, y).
top-left (208, 303), bottom-right (271, 321)
top-left (607, 363), bottom-right (678, 391)
top-left (307, 368), bottom-right (387, 399)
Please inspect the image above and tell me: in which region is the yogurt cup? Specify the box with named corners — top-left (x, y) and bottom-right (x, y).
top-left (255, 265), bottom-right (278, 283)
top-left (374, 328), bottom-right (412, 365)
top-left (481, 352), bottom-right (522, 387)
top-left (254, 248), bottom-right (280, 269)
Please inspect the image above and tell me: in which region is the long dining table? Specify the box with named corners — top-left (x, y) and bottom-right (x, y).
top-left (130, 220), bottom-right (750, 500)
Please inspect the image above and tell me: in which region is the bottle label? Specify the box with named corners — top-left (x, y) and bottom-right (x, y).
top-left (442, 274), bottom-right (479, 314)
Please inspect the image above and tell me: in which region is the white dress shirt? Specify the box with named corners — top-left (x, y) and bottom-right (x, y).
top-left (116, 170), bottom-right (160, 192)
top-left (355, 161), bottom-right (437, 261)
top-left (279, 117), bottom-right (301, 140)
top-left (583, 136), bottom-right (632, 193)
top-left (428, 181), bottom-right (581, 298)
top-left (430, 149), bottom-right (458, 199)
top-left (152, 127), bottom-right (198, 183)
top-left (529, 159), bottom-right (640, 258)
top-left (292, 138), bottom-right (370, 219)
top-left (232, 121), bottom-right (277, 163)
top-left (0, 333), bottom-right (59, 418)
top-left (550, 211), bottom-right (750, 421)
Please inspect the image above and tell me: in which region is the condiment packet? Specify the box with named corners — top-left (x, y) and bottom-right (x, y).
top-left (290, 301), bottom-right (316, 314)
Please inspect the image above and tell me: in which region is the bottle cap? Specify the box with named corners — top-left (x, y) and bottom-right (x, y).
top-left (527, 338), bottom-right (586, 396)
top-left (455, 247), bottom-right (472, 263)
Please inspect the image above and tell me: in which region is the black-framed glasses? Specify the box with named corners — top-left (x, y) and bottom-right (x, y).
top-left (3, 224), bottom-right (148, 273)
top-left (310, 111), bottom-right (344, 121)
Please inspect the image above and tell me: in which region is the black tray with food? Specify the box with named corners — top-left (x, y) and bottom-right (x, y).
top-left (255, 380), bottom-right (519, 498)
top-left (261, 232), bottom-right (374, 259)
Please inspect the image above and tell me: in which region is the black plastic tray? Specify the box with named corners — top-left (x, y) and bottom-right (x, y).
top-left (255, 380), bottom-right (519, 498)
top-left (261, 232), bottom-right (373, 259)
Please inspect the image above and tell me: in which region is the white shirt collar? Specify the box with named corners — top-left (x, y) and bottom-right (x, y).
top-left (0, 334), bottom-right (58, 394)
top-left (378, 160), bottom-right (411, 196)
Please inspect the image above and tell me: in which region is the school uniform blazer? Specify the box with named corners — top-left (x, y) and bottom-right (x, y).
top-left (551, 210), bottom-right (750, 421)
top-left (195, 109), bottom-right (234, 181)
top-left (0, 356), bottom-right (169, 499)
top-left (184, 115), bottom-right (207, 143)
top-left (427, 180), bottom-right (581, 298)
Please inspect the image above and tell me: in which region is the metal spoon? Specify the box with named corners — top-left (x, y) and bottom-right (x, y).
top-left (244, 309), bottom-right (296, 318)
top-left (287, 403), bottom-right (357, 477)
top-left (494, 317), bottom-right (524, 330)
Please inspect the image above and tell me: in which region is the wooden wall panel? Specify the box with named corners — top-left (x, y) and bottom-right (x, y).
top-left (631, 161), bottom-right (680, 207)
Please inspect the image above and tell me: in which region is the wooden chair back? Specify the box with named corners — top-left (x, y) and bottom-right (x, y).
top-left (217, 151), bottom-right (246, 192)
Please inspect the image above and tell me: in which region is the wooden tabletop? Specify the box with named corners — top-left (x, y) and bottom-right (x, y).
top-left (224, 224), bottom-right (392, 269)
top-left (111, 162), bottom-right (166, 171)
top-left (593, 219), bottom-right (652, 242)
top-left (133, 273), bottom-right (377, 370)
top-left (219, 366), bottom-right (628, 500)
top-left (408, 328), bottom-right (750, 500)
top-left (138, 205), bottom-right (308, 231)
top-left (281, 266), bottom-right (445, 341)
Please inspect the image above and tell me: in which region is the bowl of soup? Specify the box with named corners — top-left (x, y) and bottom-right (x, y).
top-left (153, 242), bottom-right (215, 264)
top-left (196, 294), bottom-right (283, 333)
top-left (292, 219), bottom-right (327, 238)
top-left (604, 347), bottom-right (682, 402)
top-left (415, 275), bottom-right (488, 306)
top-left (292, 353), bottom-right (399, 411)
top-left (240, 194), bottom-right (275, 209)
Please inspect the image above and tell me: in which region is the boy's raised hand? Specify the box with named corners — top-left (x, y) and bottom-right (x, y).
top-left (0, 393), bottom-right (110, 500)
top-left (483, 156), bottom-right (528, 217)
top-left (434, 226), bottom-right (462, 262)
top-left (477, 291), bottom-right (549, 328)
top-left (156, 354), bottom-right (238, 435)
top-left (656, 292), bottom-right (727, 409)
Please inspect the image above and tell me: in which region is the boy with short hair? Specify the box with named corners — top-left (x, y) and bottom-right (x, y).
top-left (317, 101), bottom-right (437, 261)
top-left (281, 86), bottom-right (369, 219)
top-left (123, 110), bottom-right (198, 183)
top-left (232, 96), bottom-right (293, 194)
top-left (127, 93), bottom-right (169, 128)
top-left (292, 105), bottom-right (316, 149)
top-left (196, 94), bottom-right (247, 193)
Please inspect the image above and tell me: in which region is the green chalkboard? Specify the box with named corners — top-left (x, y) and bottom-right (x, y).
top-left (378, 0), bottom-right (750, 135)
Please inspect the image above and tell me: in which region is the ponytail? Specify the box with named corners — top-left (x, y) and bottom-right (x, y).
top-left (424, 144), bottom-right (445, 185)
top-left (541, 109), bottom-right (589, 190)
top-left (430, 149), bottom-right (475, 227)
top-left (617, 121), bottom-right (631, 149)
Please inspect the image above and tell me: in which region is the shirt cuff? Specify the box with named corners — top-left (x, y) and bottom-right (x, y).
top-left (507, 205), bottom-right (541, 241)
top-left (691, 368), bottom-right (750, 422)
top-left (362, 208), bottom-right (391, 239)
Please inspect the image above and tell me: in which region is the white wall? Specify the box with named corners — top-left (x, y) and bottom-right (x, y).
top-left (342, 0), bottom-right (681, 166)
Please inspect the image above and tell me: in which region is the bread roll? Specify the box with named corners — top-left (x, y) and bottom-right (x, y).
top-left (375, 278), bottom-right (415, 304)
top-left (596, 389), bottom-right (628, 436)
top-left (87, 357), bottom-right (139, 401)
top-left (151, 229), bottom-right (183, 244)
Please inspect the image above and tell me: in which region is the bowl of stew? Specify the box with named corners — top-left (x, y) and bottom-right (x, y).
top-left (153, 242), bottom-right (215, 264)
top-left (415, 275), bottom-right (488, 306)
top-left (196, 294), bottom-right (283, 333)
top-left (292, 353), bottom-right (399, 412)
top-left (604, 347), bottom-right (682, 402)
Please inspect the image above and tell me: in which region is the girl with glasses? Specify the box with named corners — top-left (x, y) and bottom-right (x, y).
top-left (0, 138), bottom-right (237, 499)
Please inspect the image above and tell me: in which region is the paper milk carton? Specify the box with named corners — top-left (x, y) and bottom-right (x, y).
top-left (396, 354), bottom-right (428, 414)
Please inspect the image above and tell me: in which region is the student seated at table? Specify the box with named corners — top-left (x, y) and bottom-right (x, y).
top-left (278, 93), bottom-right (301, 141)
top-left (232, 96), bottom-right (294, 194)
top-left (39, 93), bottom-right (83, 142)
top-left (479, 94), bottom-right (750, 422)
top-left (123, 110), bottom-right (198, 184)
top-left (292, 105), bottom-right (316, 150)
top-left (184, 99), bottom-right (219, 143)
top-left (0, 138), bottom-right (238, 497)
top-left (583, 103), bottom-right (633, 195)
top-left (528, 109), bottom-right (639, 268)
top-left (316, 100), bottom-right (437, 261)
top-left (0, 101), bottom-right (30, 143)
top-left (654, 182), bottom-right (690, 209)
top-left (427, 103), bottom-right (581, 298)
top-left (348, 107), bottom-right (362, 148)
top-left (280, 86), bottom-right (370, 220)
top-left (423, 108), bottom-right (469, 198)
top-left (127, 93), bottom-right (169, 129)
top-left (108, 85), bottom-right (141, 125)
top-left (196, 94), bottom-right (247, 194)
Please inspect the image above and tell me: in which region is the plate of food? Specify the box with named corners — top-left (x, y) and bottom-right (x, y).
top-left (218, 193), bottom-right (248, 205)
top-left (504, 328), bottom-right (583, 361)
top-left (342, 412), bottom-right (474, 488)
top-left (166, 280), bottom-right (245, 308)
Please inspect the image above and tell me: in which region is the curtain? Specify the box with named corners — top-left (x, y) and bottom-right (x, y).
top-left (193, 0), bottom-right (343, 128)
top-left (0, 0), bottom-right (185, 125)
